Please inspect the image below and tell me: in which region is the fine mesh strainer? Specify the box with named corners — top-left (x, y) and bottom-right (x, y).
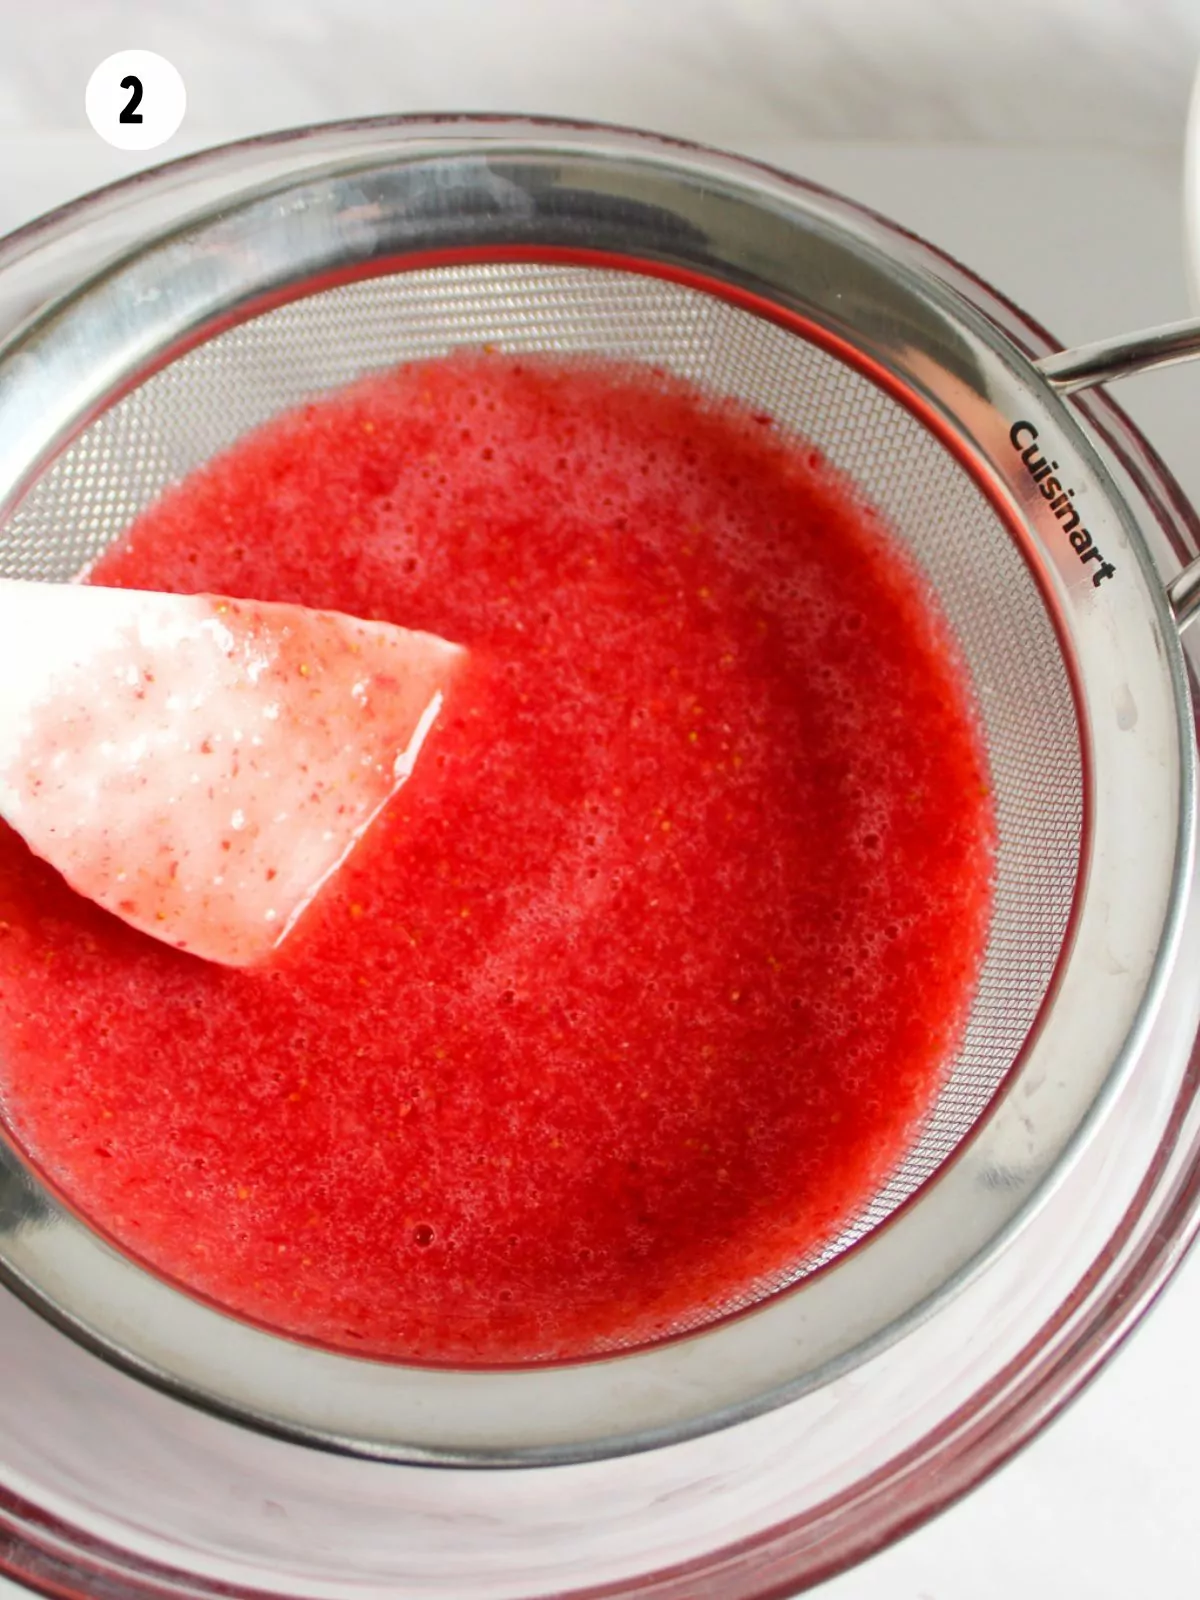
top-left (3, 264), bottom-right (1084, 1309)
top-left (0, 119), bottom-right (1195, 1472)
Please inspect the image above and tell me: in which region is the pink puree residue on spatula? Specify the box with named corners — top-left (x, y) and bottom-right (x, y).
top-left (0, 581), bottom-right (464, 966)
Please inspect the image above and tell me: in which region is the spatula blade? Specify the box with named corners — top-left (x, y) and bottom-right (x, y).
top-left (0, 581), bottom-right (465, 966)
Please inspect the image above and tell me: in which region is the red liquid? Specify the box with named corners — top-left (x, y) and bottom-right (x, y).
top-left (0, 354), bottom-right (994, 1363)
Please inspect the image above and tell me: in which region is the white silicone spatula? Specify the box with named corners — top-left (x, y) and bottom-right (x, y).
top-left (0, 579), bottom-right (465, 966)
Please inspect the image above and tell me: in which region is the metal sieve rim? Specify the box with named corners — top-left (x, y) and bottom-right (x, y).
top-left (0, 122), bottom-right (1191, 1466)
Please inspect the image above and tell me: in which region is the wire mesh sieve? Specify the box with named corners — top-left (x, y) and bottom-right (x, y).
top-left (0, 262), bottom-right (1084, 1340)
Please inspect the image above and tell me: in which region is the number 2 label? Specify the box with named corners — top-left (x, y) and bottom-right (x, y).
top-left (119, 76), bottom-right (144, 126)
top-left (86, 52), bottom-right (185, 151)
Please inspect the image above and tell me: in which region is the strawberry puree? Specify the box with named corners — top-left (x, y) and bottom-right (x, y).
top-left (0, 353), bottom-right (994, 1363)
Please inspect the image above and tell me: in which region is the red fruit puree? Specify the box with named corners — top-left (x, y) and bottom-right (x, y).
top-left (0, 353), bottom-right (994, 1363)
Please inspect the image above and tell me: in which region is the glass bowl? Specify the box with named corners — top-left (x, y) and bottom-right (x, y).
top-left (0, 117), bottom-right (1199, 1599)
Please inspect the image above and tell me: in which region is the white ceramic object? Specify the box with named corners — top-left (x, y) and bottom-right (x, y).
top-left (1183, 58), bottom-right (1200, 307)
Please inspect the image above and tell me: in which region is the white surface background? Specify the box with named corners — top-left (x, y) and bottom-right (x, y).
top-left (2, 3), bottom-right (1200, 1597)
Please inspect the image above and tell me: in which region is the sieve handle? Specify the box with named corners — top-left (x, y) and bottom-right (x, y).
top-left (1036, 322), bottom-right (1200, 628)
top-left (1035, 320), bottom-right (1200, 393)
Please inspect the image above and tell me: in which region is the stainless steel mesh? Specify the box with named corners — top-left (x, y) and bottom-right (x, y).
top-left (0, 263), bottom-right (1083, 1335)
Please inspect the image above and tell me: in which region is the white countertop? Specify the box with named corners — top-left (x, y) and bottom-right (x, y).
top-left (1, 130), bottom-right (1199, 1600)
top-left (3, 0), bottom-right (1199, 151)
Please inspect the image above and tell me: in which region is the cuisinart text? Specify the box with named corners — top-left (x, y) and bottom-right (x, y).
top-left (1010, 420), bottom-right (1115, 587)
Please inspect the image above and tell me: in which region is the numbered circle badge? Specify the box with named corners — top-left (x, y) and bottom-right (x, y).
top-left (85, 51), bottom-right (186, 152)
